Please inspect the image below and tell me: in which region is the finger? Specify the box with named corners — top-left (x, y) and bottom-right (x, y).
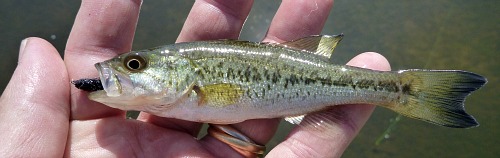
top-left (139, 0), bottom-right (254, 135)
top-left (176, 0), bottom-right (254, 42)
top-left (200, 1), bottom-right (336, 156)
top-left (201, 1), bottom-right (336, 156)
top-left (136, 114), bottom-right (202, 136)
top-left (243, 0), bottom-right (335, 142)
top-left (263, 0), bottom-right (334, 43)
top-left (205, 0), bottom-right (335, 153)
top-left (0, 38), bottom-right (70, 157)
top-left (64, 0), bottom-right (142, 120)
top-left (267, 52), bottom-right (391, 157)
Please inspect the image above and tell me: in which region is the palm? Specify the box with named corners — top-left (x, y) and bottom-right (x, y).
top-left (69, 117), bottom-right (213, 157)
top-left (68, 105), bottom-right (278, 157)
top-left (1, 0), bottom-right (390, 157)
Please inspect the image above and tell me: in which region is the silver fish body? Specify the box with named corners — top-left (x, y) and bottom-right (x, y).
top-left (88, 35), bottom-right (486, 128)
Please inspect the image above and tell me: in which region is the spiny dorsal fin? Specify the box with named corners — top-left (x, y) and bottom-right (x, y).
top-left (193, 83), bottom-right (244, 107)
top-left (281, 34), bottom-right (344, 59)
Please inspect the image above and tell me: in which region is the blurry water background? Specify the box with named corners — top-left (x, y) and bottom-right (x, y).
top-left (1, 1), bottom-right (498, 157)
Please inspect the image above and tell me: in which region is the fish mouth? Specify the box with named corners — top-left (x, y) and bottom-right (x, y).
top-left (94, 62), bottom-right (133, 97)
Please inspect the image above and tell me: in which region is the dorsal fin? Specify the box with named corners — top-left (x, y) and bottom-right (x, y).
top-left (281, 34), bottom-right (344, 59)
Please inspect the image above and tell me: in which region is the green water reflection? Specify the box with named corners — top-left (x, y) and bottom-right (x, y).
top-left (1, 0), bottom-right (498, 157)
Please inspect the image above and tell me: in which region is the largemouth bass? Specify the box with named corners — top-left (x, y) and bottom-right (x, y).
top-left (84, 35), bottom-right (486, 128)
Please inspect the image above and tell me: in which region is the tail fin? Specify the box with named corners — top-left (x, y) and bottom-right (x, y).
top-left (390, 70), bottom-right (486, 128)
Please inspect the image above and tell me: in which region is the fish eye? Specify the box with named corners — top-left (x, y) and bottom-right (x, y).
top-left (124, 54), bottom-right (147, 72)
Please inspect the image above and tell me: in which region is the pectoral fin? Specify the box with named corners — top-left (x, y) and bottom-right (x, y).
top-left (193, 83), bottom-right (244, 107)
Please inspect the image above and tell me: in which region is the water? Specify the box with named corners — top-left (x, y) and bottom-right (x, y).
top-left (1, 1), bottom-right (498, 157)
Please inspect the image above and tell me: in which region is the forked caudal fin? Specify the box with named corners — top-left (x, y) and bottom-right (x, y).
top-left (390, 70), bottom-right (486, 128)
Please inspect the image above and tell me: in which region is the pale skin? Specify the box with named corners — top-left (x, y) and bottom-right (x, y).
top-left (0, 0), bottom-right (390, 157)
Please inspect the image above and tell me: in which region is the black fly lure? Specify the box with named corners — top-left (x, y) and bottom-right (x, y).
top-left (71, 78), bottom-right (103, 92)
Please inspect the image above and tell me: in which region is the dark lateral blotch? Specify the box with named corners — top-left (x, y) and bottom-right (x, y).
top-left (71, 78), bottom-right (103, 92)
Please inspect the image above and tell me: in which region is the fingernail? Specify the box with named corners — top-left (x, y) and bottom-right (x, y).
top-left (19, 38), bottom-right (29, 61)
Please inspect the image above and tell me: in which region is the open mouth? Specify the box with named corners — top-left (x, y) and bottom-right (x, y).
top-left (95, 62), bottom-right (133, 97)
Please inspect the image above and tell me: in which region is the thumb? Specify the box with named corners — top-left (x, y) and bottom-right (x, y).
top-left (0, 37), bottom-right (70, 157)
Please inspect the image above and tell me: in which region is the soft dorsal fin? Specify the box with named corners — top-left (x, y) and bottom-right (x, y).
top-left (281, 34), bottom-right (344, 59)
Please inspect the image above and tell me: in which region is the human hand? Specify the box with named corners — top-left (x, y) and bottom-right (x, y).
top-left (0, 0), bottom-right (390, 157)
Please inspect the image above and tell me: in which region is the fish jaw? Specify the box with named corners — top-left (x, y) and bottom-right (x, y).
top-left (88, 90), bottom-right (154, 110)
top-left (90, 61), bottom-right (145, 109)
top-left (88, 90), bottom-right (125, 109)
top-left (89, 53), bottom-right (189, 110)
top-left (94, 62), bottom-right (134, 97)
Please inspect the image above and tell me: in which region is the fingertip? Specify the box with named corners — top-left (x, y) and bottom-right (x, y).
top-left (67, 0), bottom-right (142, 55)
top-left (346, 52), bottom-right (391, 71)
top-left (263, 0), bottom-right (334, 43)
top-left (18, 38), bottom-right (29, 61)
top-left (176, 0), bottom-right (254, 42)
top-left (14, 36), bottom-right (69, 104)
top-left (17, 37), bottom-right (61, 65)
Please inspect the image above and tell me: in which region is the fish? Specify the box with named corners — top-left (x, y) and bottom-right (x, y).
top-left (81, 34), bottom-right (487, 128)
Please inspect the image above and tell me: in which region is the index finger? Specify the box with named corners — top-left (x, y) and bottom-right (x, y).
top-left (263, 0), bottom-right (334, 43)
top-left (64, 0), bottom-right (142, 120)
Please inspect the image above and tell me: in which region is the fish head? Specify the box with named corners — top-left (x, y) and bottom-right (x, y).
top-left (89, 50), bottom-right (197, 110)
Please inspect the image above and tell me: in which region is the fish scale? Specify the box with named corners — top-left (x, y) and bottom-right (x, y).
top-left (182, 42), bottom-right (403, 111)
top-left (83, 35), bottom-right (486, 128)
